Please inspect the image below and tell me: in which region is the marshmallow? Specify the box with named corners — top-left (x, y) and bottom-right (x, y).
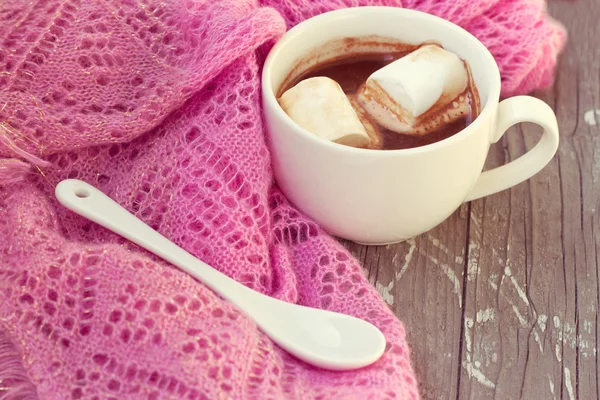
top-left (357, 44), bottom-right (470, 135)
top-left (278, 77), bottom-right (371, 147)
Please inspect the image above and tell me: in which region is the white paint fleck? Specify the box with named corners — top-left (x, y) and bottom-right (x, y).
top-left (481, 342), bottom-right (495, 359)
top-left (584, 320), bottom-right (593, 334)
top-left (551, 318), bottom-right (581, 359)
top-left (396, 239), bottom-right (416, 281)
top-left (511, 304), bottom-right (528, 326)
top-left (562, 323), bottom-right (577, 348)
top-left (492, 248), bottom-right (504, 266)
top-left (564, 321), bottom-right (575, 333)
top-left (465, 317), bottom-right (474, 353)
top-left (455, 255), bottom-right (464, 265)
top-left (439, 261), bottom-right (462, 308)
top-left (537, 314), bottom-right (548, 332)
top-left (509, 275), bottom-right (530, 306)
top-left (549, 375), bottom-right (555, 395)
top-left (488, 277), bottom-right (498, 291)
top-left (584, 109), bottom-right (600, 126)
top-left (564, 367), bottom-right (575, 400)
top-left (553, 315), bottom-right (561, 329)
top-left (376, 280), bottom-right (394, 306)
top-left (462, 361), bottom-right (496, 389)
top-left (470, 213), bottom-right (481, 230)
top-left (498, 263), bottom-right (530, 306)
top-left (593, 135), bottom-right (600, 183)
top-left (492, 353), bottom-right (497, 363)
top-left (476, 308), bottom-right (495, 323)
top-left (421, 250), bottom-right (462, 307)
top-left (467, 242), bottom-right (480, 281)
top-left (555, 343), bottom-right (562, 362)
top-left (427, 234), bottom-right (449, 254)
top-left (474, 360), bottom-right (481, 368)
top-left (533, 330), bottom-right (544, 353)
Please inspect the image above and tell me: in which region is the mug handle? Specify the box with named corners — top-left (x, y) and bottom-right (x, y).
top-left (465, 96), bottom-right (559, 202)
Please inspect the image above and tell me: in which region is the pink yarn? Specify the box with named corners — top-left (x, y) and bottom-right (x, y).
top-left (0, 1), bottom-right (564, 399)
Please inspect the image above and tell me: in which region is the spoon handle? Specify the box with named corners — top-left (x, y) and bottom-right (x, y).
top-left (56, 179), bottom-right (387, 371)
top-left (55, 179), bottom-right (250, 305)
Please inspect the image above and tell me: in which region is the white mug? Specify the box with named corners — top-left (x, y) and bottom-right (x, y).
top-left (262, 7), bottom-right (559, 245)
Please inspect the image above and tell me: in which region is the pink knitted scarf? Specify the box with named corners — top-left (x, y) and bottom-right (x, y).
top-left (0, 0), bottom-right (564, 399)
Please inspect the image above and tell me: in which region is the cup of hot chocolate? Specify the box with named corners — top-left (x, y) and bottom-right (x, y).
top-left (262, 7), bottom-right (559, 245)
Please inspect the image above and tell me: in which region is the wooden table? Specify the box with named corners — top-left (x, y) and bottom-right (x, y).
top-left (344, 1), bottom-right (599, 398)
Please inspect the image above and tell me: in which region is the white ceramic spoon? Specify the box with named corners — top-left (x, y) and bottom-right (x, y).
top-left (56, 179), bottom-right (385, 371)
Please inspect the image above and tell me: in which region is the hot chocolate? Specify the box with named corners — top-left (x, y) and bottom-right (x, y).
top-left (278, 39), bottom-right (480, 150)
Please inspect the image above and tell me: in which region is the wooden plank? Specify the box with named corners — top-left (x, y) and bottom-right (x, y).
top-left (458, 92), bottom-right (573, 399)
top-left (458, 1), bottom-right (600, 399)
top-left (344, 208), bottom-right (469, 399)
top-left (353, 1), bottom-right (600, 399)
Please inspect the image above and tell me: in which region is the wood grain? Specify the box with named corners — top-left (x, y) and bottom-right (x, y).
top-left (345, 1), bottom-right (600, 398)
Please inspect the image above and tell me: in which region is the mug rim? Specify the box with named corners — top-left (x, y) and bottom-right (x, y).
top-left (262, 6), bottom-right (502, 156)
